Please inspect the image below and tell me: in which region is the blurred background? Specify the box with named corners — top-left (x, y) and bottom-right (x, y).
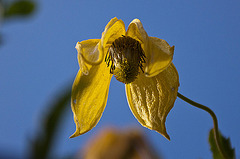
top-left (0, 0), bottom-right (240, 158)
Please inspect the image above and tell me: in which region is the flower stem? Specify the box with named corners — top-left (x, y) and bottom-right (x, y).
top-left (177, 92), bottom-right (229, 159)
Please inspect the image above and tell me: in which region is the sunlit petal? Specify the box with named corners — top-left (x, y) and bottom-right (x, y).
top-left (144, 37), bottom-right (174, 77)
top-left (103, 17), bottom-right (119, 34)
top-left (70, 61), bottom-right (113, 138)
top-left (100, 17), bottom-right (126, 55)
top-left (126, 19), bottom-right (148, 45)
top-left (75, 39), bottom-right (101, 75)
top-left (125, 64), bottom-right (179, 140)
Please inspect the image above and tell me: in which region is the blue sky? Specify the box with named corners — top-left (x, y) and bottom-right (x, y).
top-left (1, 0), bottom-right (240, 158)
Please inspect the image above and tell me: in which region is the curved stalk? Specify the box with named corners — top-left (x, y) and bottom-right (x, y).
top-left (177, 92), bottom-right (229, 159)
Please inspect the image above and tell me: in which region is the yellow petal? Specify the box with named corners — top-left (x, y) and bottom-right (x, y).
top-left (126, 19), bottom-right (148, 44)
top-left (144, 37), bottom-right (174, 77)
top-left (75, 39), bottom-right (102, 75)
top-left (100, 17), bottom-right (126, 55)
top-left (102, 17), bottom-right (119, 34)
top-left (126, 19), bottom-right (174, 77)
top-left (125, 64), bottom-right (179, 140)
top-left (70, 61), bottom-right (112, 138)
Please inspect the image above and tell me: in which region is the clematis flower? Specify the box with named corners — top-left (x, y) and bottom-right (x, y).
top-left (71, 17), bottom-right (179, 140)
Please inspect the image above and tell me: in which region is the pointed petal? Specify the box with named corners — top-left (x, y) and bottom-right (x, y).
top-left (75, 39), bottom-right (102, 75)
top-left (144, 37), bottom-right (174, 77)
top-left (70, 61), bottom-right (112, 138)
top-left (125, 64), bottom-right (179, 140)
top-left (100, 17), bottom-right (126, 55)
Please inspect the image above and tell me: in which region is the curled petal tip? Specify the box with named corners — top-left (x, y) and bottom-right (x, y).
top-left (132, 18), bottom-right (140, 22)
top-left (69, 131), bottom-right (79, 138)
top-left (164, 133), bottom-right (170, 141)
top-left (154, 128), bottom-right (170, 140)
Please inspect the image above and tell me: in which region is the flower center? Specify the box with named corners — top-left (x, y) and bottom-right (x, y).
top-left (105, 36), bottom-right (146, 84)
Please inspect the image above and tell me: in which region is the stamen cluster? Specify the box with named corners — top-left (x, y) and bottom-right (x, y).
top-left (105, 36), bottom-right (146, 84)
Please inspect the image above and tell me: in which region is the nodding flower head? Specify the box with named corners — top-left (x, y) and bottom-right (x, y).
top-left (71, 17), bottom-right (179, 140)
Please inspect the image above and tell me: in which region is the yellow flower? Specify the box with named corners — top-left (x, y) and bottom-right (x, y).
top-left (71, 17), bottom-right (179, 140)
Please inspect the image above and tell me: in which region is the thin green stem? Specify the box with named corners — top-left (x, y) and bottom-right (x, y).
top-left (177, 92), bottom-right (229, 159)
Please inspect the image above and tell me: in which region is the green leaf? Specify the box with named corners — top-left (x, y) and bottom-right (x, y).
top-left (4, 0), bottom-right (35, 17)
top-left (30, 85), bottom-right (71, 159)
top-left (208, 128), bottom-right (235, 159)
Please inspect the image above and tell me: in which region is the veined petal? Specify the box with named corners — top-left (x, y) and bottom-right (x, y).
top-left (76, 39), bottom-right (102, 75)
top-left (70, 61), bottom-right (112, 138)
top-left (125, 64), bottom-right (179, 140)
top-left (100, 17), bottom-right (126, 55)
top-left (144, 37), bottom-right (174, 77)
